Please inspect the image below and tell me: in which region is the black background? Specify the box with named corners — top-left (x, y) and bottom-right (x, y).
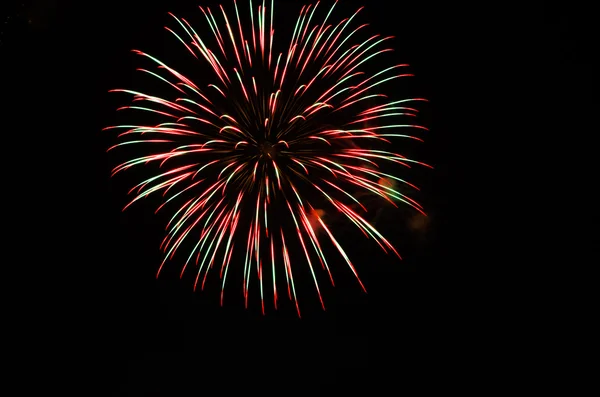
top-left (3, 0), bottom-right (591, 395)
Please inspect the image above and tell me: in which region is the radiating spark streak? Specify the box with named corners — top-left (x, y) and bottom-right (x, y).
top-left (166, 15), bottom-right (199, 60)
top-left (117, 106), bottom-right (177, 119)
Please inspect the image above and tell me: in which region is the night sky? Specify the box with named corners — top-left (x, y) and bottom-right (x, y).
top-left (4, 0), bottom-right (588, 395)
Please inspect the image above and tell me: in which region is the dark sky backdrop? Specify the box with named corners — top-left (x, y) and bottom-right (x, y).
top-left (4, 0), bottom-right (589, 395)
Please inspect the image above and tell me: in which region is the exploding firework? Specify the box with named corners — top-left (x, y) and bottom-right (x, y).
top-left (105, 0), bottom-right (432, 316)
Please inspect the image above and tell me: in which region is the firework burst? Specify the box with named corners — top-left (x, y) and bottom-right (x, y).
top-left (105, 0), bottom-right (432, 316)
